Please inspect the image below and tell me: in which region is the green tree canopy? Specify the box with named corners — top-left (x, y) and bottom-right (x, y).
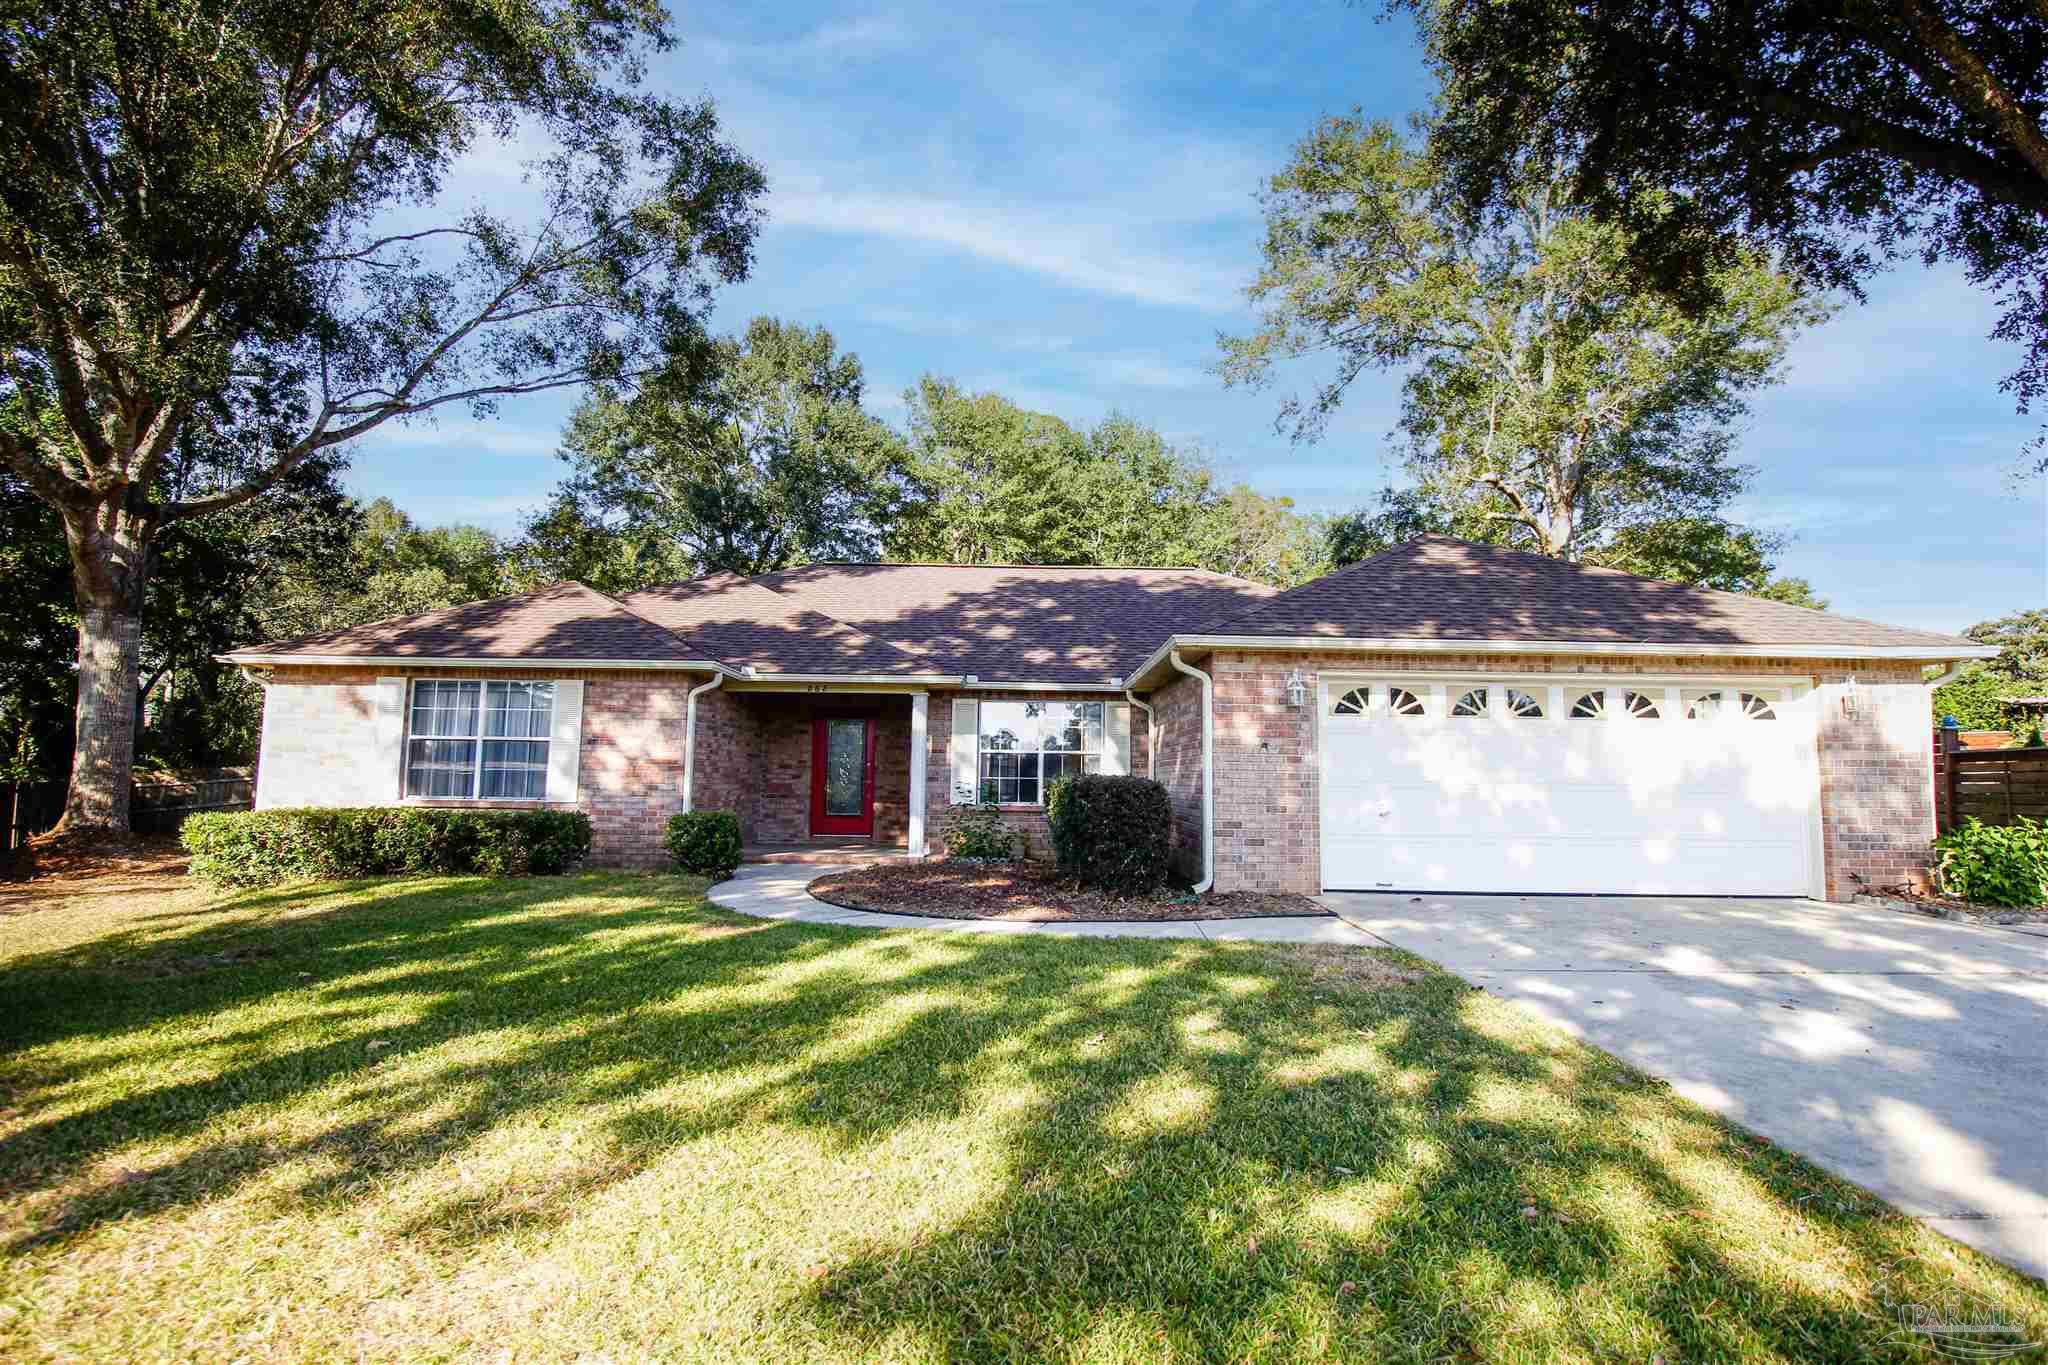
top-left (1224, 115), bottom-right (1824, 595)
top-left (1394, 0), bottom-right (2048, 467)
top-left (1932, 610), bottom-right (2048, 728)
top-left (0, 0), bottom-right (764, 829)
top-left (556, 318), bottom-right (910, 577)
top-left (884, 379), bottom-right (1325, 585)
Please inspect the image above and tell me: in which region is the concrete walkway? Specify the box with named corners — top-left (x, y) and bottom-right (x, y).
top-left (707, 863), bottom-right (1381, 944)
top-left (1327, 889), bottom-right (2048, 1281)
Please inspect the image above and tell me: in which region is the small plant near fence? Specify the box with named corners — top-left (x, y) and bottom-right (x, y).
top-left (1933, 817), bottom-right (2047, 908)
top-left (663, 811), bottom-right (743, 880)
top-left (942, 801), bottom-right (1018, 861)
top-left (183, 808), bottom-right (591, 887)
top-left (1046, 773), bottom-right (1173, 896)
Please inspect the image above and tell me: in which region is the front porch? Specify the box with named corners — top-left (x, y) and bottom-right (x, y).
top-left (741, 840), bottom-right (918, 865)
top-left (693, 689), bottom-right (931, 856)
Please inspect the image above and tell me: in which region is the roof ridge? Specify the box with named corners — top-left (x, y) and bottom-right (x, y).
top-left (1203, 539), bottom-right (1420, 633)
top-left (626, 573), bottom-right (934, 669)
top-left (238, 580), bottom-right (586, 655)
top-left (736, 570), bottom-right (936, 665)
top-left (1415, 536), bottom-right (1964, 639)
top-left (575, 582), bottom-right (737, 668)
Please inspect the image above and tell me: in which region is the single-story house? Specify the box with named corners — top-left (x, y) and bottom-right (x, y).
top-left (222, 536), bottom-right (1995, 901)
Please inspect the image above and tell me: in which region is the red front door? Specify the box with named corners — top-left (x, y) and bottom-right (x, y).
top-left (810, 716), bottom-right (876, 836)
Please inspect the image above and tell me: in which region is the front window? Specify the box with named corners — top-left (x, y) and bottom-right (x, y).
top-left (978, 700), bottom-right (1104, 805)
top-left (405, 680), bottom-right (555, 800)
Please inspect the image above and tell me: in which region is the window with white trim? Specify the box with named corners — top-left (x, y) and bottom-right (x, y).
top-left (405, 680), bottom-right (556, 800)
top-left (977, 700), bottom-right (1103, 805)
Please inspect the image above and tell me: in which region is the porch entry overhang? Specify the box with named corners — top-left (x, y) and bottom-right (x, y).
top-left (712, 687), bottom-right (931, 855)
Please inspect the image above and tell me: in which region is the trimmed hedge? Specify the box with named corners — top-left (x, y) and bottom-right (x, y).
top-left (664, 810), bottom-right (743, 880)
top-left (182, 808), bottom-right (592, 887)
top-left (1046, 773), bottom-right (1172, 895)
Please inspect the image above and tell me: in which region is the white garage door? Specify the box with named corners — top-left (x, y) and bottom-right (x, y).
top-left (1319, 680), bottom-right (1816, 895)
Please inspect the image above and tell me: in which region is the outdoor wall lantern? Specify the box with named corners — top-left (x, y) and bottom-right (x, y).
top-left (1842, 674), bottom-right (1860, 718)
top-left (1284, 668), bottom-right (1309, 708)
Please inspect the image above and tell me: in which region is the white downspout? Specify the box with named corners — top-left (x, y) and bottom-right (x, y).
top-left (1123, 688), bottom-right (1156, 780)
top-left (1167, 650), bottom-right (1214, 894)
top-left (1925, 659), bottom-right (1971, 690)
top-left (681, 673), bottom-right (724, 814)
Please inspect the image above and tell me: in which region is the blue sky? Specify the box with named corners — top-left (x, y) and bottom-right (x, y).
top-left (343, 0), bottom-right (2045, 636)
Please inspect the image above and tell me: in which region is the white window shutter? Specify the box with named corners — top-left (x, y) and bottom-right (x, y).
top-left (949, 698), bottom-right (979, 804)
top-left (546, 680), bottom-right (584, 803)
top-left (1103, 702), bottom-right (1131, 776)
top-left (375, 677), bottom-right (407, 801)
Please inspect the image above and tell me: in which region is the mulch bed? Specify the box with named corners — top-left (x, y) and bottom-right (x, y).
top-left (1854, 888), bottom-right (2048, 929)
top-left (807, 859), bottom-right (1330, 922)
top-left (0, 831), bottom-right (190, 912)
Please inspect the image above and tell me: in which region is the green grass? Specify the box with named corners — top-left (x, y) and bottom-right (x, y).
top-left (1, 872), bottom-right (2042, 1362)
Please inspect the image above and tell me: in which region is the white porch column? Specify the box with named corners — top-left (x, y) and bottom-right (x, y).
top-left (908, 691), bottom-right (929, 855)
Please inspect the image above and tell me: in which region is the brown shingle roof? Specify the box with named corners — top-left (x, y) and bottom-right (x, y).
top-left (618, 574), bottom-right (931, 676)
top-left (749, 563), bottom-right (1279, 684)
top-left (229, 582), bottom-right (720, 664)
top-left (231, 539), bottom-right (1982, 678)
top-left (1206, 537), bottom-right (1980, 652)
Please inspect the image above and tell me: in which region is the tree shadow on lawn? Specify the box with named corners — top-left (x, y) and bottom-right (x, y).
top-left (1, 873), bottom-right (2043, 1361)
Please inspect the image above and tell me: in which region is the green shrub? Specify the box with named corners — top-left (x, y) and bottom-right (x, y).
top-left (1933, 817), bottom-right (2048, 908)
top-left (1046, 773), bottom-right (1172, 896)
top-left (942, 801), bottom-right (1017, 860)
top-left (663, 810), bottom-right (743, 879)
top-left (1932, 669), bottom-right (2029, 732)
top-left (182, 808), bottom-right (592, 888)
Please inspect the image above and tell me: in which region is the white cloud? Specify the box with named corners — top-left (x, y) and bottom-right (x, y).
top-left (352, 418), bottom-right (561, 459)
top-left (770, 190), bottom-right (1243, 310)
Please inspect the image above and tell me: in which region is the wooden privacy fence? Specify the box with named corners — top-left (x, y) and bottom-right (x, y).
top-left (1936, 733), bottom-right (2048, 832)
top-left (130, 776), bottom-right (253, 834)
top-left (2, 781), bottom-right (63, 857)
top-left (1, 773), bottom-right (253, 857)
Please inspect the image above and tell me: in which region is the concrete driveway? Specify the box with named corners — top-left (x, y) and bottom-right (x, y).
top-left (1321, 891), bottom-right (2048, 1280)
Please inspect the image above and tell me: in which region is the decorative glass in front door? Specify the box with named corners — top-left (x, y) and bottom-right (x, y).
top-left (824, 719), bottom-right (865, 817)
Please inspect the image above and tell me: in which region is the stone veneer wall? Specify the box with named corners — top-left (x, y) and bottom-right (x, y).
top-left (1172, 650), bottom-right (1932, 900)
top-left (923, 690), bottom-right (1152, 861)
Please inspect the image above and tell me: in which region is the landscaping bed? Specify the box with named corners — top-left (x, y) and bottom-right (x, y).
top-left (809, 859), bottom-right (1329, 921)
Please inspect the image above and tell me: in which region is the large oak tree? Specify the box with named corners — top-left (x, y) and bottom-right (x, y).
top-left (1221, 116), bottom-right (1823, 588)
top-left (0, 0), bottom-right (764, 830)
top-left (1398, 0), bottom-right (2048, 464)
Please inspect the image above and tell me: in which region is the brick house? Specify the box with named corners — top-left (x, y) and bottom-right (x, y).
top-left (223, 537), bottom-right (1994, 901)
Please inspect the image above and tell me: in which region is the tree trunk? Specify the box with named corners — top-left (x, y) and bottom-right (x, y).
top-left (56, 499), bottom-right (156, 834)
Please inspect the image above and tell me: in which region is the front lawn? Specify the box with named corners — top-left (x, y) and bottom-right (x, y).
top-left (1, 872), bottom-right (2042, 1362)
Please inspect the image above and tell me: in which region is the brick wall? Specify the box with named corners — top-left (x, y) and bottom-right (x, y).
top-left (579, 673), bottom-right (700, 866)
top-left (924, 690), bottom-right (1152, 861)
top-left (1813, 667), bottom-right (1936, 899)
top-left (1210, 654), bottom-right (1320, 894)
top-left (1150, 670), bottom-right (1206, 883)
